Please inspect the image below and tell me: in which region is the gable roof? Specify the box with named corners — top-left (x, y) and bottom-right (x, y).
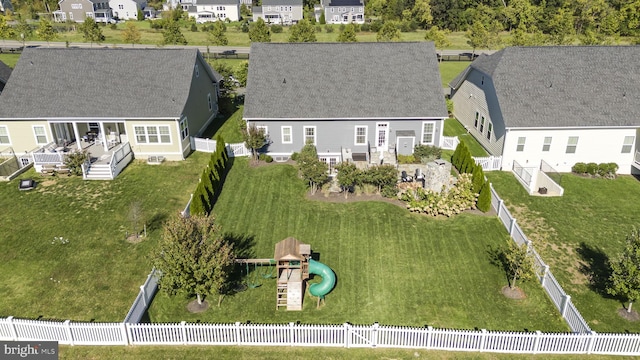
top-left (244, 42), bottom-right (447, 120)
top-left (455, 46), bottom-right (640, 128)
top-left (0, 48), bottom-right (218, 119)
top-left (0, 61), bottom-right (11, 85)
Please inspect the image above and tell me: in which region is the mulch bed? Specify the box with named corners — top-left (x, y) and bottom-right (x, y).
top-left (617, 308), bottom-right (640, 322)
top-left (501, 286), bottom-right (527, 300)
top-left (187, 299), bottom-right (210, 313)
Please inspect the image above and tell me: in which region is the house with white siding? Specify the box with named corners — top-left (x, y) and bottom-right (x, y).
top-left (187, 0), bottom-right (240, 23)
top-left (109, 0), bottom-right (146, 20)
top-left (253, 0), bottom-right (303, 25)
top-left (450, 46), bottom-right (640, 175)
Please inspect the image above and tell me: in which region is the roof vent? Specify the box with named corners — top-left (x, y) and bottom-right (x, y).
top-left (283, 78), bottom-right (286, 84)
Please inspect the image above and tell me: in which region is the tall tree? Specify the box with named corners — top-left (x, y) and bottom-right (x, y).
top-left (337, 23), bottom-right (358, 42)
top-left (412, 0), bottom-right (433, 27)
top-left (547, 7), bottom-right (575, 45)
top-left (14, 19), bottom-right (32, 46)
top-left (288, 19), bottom-right (316, 42)
top-left (425, 25), bottom-right (451, 61)
top-left (242, 123), bottom-right (267, 162)
top-left (78, 17), bottom-right (105, 47)
top-left (376, 21), bottom-right (401, 41)
top-left (297, 143), bottom-right (328, 195)
top-left (607, 228), bottom-right (640, 313)
top-left (154, 214), bottom-right (235, 307)
top-left (466, 21), bottom-right (489, 53)
top-left (235, 61), bottom-right (249, 87)
top-left (248, 17), bottom-right (271, 42)
top-left (162, 20), bottom-right (188, 45)
top-left (208, 20), bottom-right (228, 46)
top-left (122, 21), bottom-right (141, 46)
top-left (37, 19), bottom-right (57, 46)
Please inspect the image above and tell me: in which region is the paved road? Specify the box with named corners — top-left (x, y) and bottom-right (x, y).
top-left (1, 40), bottom-right (495, 57)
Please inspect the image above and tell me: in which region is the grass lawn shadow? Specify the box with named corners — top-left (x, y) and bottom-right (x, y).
top-left (577, 242), bottom-right (614, 298)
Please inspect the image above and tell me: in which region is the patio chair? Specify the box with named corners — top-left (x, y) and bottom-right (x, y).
top-left (401, 170), bottom-right (413, 182)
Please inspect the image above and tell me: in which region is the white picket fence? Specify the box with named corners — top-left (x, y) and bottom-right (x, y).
top-left (191, 137), bottom-right (251, 157)
top-left (490, 184), bottom-right (591, 334)
top-left (473, 155), bottom-right (502, 171)
top-left (3, 318), bottom-right (640, 354)
top-left (441, 136), bottom-right (460, 150)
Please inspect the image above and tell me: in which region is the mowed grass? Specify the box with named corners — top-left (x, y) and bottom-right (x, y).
top-left (0, 153), bottom-right (209, 321)
top-left (443, 118), bottom-right (489, 157)
top-left (148, 158), bottom-right (566, 331)
top-left (0, 53), bottom-right (20, 68)
top-left (58, 345), bottom-right (635, 360)
top-left (439, 61), bottom-right (470, 87)
top-left (486, 172), bottom-right (640, 333)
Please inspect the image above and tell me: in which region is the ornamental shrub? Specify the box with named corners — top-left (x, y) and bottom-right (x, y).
top-left (586, 162), bottom-right (598, 175)
top-left (190, 181), bottom-right (207, 216)
top-left (399, 173), bottom-right (477, 216)
top-left (477, 182), bottom-right (492, 212)
top-left (414, 145), bottom-right (442, 161)
top-left (271, 24), bottom-right (283, 33)
top-left (572, 162), bottom-right (587, 174)
top-left (471, 165), bottom-right (485, 194)
top-left (397, 154), bottom-right (418, 164)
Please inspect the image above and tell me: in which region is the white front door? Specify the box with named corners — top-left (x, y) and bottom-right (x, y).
top-left (376, 123), bottom-right (389, 151)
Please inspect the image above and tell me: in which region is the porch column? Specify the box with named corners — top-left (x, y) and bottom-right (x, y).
top-left (72, 122), bottom-right (82, 150)
top-left (99, 122), bottom-right (108, 152)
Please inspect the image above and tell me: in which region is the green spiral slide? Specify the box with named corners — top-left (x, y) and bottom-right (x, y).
top-left (308, 259), bottom-right (336, 299)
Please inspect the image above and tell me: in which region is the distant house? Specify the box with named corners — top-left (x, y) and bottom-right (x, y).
top-left (0, 48), bottom-right (221, 179)
top-left (109, 0), bottom-right (146, 20)
top-left (0, 0), bottom-right (14, 13)
top-left (0, 61), bottom-right (11, 94)
top-left (186, 0), bottom-right (240, 23)
top-left (53, 0), bottom-right (114, 22)
top-left (449, 46), bottom-right (640, 175)
top-left (244, 42), bottom-right (447, 169)
top-left (253, 0), bottom-right (303, 25)
top-left (323, 0), bottom-right (364, 24)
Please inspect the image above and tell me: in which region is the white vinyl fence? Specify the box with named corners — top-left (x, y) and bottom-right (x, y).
top-left (441, 136), bottom-right (460, 150)
top-left (191, 137), bottom-right (251, 157)
top-left (4, 318), bottom-right (640, 355)
top-left (490, 184), bottom-right (591, 333)
top-left (473, 155), bottom-right (502, 171)
top-left (123, 268), bottom-right (160, 324)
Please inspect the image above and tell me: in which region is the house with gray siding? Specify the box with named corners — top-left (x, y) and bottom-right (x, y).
top-left (0, 48), bottom-right (221, 179)
top-left (244, 42), bottom-right (448, 169)
top-left (323, 0), bottom-right (364, 24)
top-left (54, 0), bottom-right (114, 22)
top-left (253, 0), bottom-right (303, 25)
top-left (450, 46), bottom-right (640, 175)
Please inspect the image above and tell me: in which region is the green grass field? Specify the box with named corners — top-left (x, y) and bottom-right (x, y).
top-left (443, 118), bottom-right (488, 157)
top-left (148, 157), bottom-right (566, 331)
top-left (486, 172), bottom-right (640, 333)
top-left (0, 154), bottom-right (209, 321)
top-left (0, 53), bottom-right (20, 67)
top-left (439, 61), bottom-right (470, 87)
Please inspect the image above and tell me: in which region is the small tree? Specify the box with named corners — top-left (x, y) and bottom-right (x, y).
top-left (154, 214), bottom-right (235, 307)
top-left (190, 181), bottom-right (208, 216)
top-left (138, 9), bottom-right (145, 21)
top-left (504, 240), bottom-right (535, 290)
top-left (376, 21), bottom-right (401, 42)
top-left (128, 200), bottom-right (145, 238)
top-left (249, 17), bottom-right (271, 42)
top-left (63, 149), bottom-right (89, 176)
top-left (242, 123), bottom-right (267, 162)
top-left (466, 21), bottom-right (488, 55)
top-left (36, 19), bottom-right (57, 46)
top-left (288, 19), bottom-right (317, 42)
top-left (319, 11), bottom-right (326, 25)
top-left (297, 143), bottom-right (328, 195)
top-left (471, 164), bottom-right (485, 194)
top-left (337, 23), bottom-right (357, 42)
top-left (162, 20), bottom-right (188, 45)
top-left (122, 22), bottom-right (141, 46)
top-left (235, 61), bottom-right (249, 87)
top-left (364, 165), bottom-right (397, 194)
top-left (78, 17), bottom-right (105, 47)
top-left (607, 228), bottom-right (640, 313)
top-left (208, 20), bottom-right (228, 46)
top-left (0, 16), bottom-right (14, 44)
top-left (335, 162), bottom-right (361, 198)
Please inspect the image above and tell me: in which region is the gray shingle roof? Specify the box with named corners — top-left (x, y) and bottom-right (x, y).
top-left (327, 0), bottom-right (362, 6)
top-left (262, 0), bottom-right (302, 6)
top-left (0, 48), bottom-right (208, 119)
top-left (196, 0), bottom-right (239, 5)
top-left (244, 42), bottom-right (447, 120)
top-left (462, 46), bottom-right (640, 128)
top-left (0, 60), bottom-right (11, 85)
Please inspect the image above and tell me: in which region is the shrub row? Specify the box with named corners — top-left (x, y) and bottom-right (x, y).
top-left (258, 153), bottom-right (273, 163)
top-left (451, 142), bottom-right (491, 212)
top-left (190, 135), bottom-right (230, 216)
top-left (334, 163), bottom-right (398, 198)
top-left (399, 173), bottom-right (477, 216)
top-left (571, 162), bottom-right (619, 179)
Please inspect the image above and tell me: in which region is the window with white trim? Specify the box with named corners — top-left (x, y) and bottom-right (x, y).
top-left (486, 122), bottom-right (492, 141)
top-left (622, 136), bottom-right (634, 153)
top-left (207, 93), bottom-right (213, 111)
top-left (134, 125), bottom-right (171, 144)
top-left (479, 116), bottom-right (485, 133)
top-left (281, 126), bottom-right (292, 144)
top-left (566, 136), bottom-right (578, 154)
top-left (474, 112), bottom-right (479, 128)
top-left (542, 136), bottom-right (552, 152)
top-left (179, 118), bottom-right (189, 140)
top-left (354, 126), bottom-right (367, 145)
top-left (303, 126), bottom-right (316, 145)
top-left (0, 126), bottom-right (10, 144)
top-left (516, 137), bottom-right (525, 152)
top-left (421, 122), bottom-right (435, 145)
top-left (33, 125), bottom-right (47, 144)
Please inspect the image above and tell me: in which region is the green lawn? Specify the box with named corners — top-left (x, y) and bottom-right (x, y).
top-left (486, 171), bottom-right (640, 333)
top-left (0, 53), bottom-right (20, 68)
top-left (57, 345), bottom-right (633, 360)
top-left (443, 118), bottom-right (488, 157)
top-left (148, 157), bottom-right (566, 331)
top-left (0, 154), bottom-right (209, 321)
top-left (439, 61), bottom-right (470, 87)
